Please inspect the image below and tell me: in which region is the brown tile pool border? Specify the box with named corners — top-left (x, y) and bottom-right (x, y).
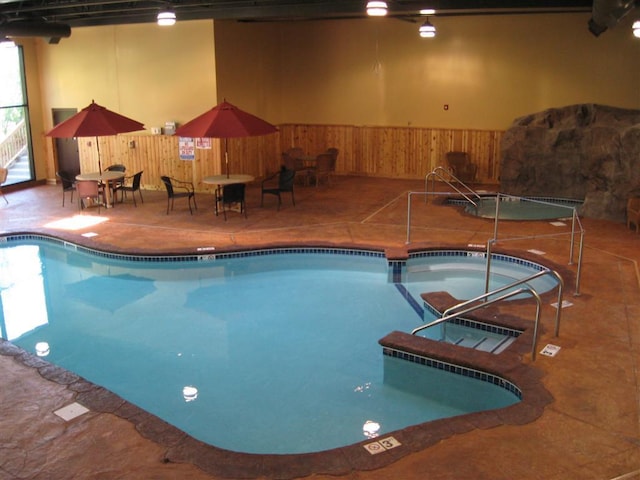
top-left (0, 234), bottom-right (556, 479)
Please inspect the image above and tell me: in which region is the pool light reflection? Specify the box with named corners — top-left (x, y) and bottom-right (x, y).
top-left (183, 385), bottom-right (198, 402)
top-left (363, 420), bottom-right (381, 438)
top-left (35, 341), bottom-right (50, 356)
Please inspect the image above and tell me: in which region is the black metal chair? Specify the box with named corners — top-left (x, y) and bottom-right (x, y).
top-left (160, 175), bottom-right (197, 215)
top-left (261, 167), bottom-right (296, 210)
top-left (220, 183), bottom-right (247, 220)
top-left (56, 170), bottom-right (76, 206)
top-left (114, 171), bottom-right (143, 206)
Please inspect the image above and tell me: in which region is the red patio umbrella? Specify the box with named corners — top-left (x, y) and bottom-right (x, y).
top-left (174, 100), bottom-right (278, 177)
top-left (46, 100), bottom-right (145, 173)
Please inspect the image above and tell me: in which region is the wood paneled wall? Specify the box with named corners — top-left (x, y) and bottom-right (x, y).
top-left (78, 124), bottom-right (503, 192)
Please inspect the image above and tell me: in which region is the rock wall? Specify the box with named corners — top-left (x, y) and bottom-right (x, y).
top-left (500, 104), bottom-right (640, 222)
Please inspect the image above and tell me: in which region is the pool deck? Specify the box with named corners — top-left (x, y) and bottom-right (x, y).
top-left (1, 175), bottom-right (639, 480)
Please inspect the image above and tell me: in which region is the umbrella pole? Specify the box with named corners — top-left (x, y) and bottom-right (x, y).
top-left (96, 136), bottom-right (102, 174)
top-left (225, 138), bottom-right (229, 178)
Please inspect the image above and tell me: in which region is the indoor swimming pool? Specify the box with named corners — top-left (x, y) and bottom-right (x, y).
top-left (0, 236), bottom-right (557, 454)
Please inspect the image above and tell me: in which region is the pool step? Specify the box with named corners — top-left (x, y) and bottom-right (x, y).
top-left (446, 324), bottom-right (517, 353)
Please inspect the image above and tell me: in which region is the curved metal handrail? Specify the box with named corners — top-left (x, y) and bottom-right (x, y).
top-left (411, 286), bottom-right (543, 360)
top-left (424, 166), bottom-right (482, 208)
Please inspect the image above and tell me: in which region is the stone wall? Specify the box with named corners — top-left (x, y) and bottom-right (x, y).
top-left (500, 104), bottom-right (640, 222)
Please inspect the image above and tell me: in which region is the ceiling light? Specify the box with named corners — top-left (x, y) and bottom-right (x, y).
top-left (633, 20), bottom-right (640, 38)
top-left (419, 19), bottom-right (436, 38)
top-left (420, 9), bottom-right (436, 15)
top-left (157, 10), bottom-right (176, 26)
top-left (366, 1), bottom-right (388, 16)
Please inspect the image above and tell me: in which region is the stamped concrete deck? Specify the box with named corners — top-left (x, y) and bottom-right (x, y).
top-left (1, 176), bottom-right (639, 480)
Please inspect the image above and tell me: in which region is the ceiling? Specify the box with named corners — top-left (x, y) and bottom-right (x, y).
top-left (0, 0), bottom-right (637, 42)
top-left (0, 0), bottom-right (598, 27)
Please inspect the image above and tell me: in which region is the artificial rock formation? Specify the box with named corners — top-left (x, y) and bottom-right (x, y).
top-left (500, 104), bottom-right (640, 222)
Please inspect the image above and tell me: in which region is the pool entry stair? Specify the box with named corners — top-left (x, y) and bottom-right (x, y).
top-left (394, 283), bottom-right (520, 354)
top-left (437, 321), bottom-right (518, 354)
top-left (412, 268), bottom-right (564, 361)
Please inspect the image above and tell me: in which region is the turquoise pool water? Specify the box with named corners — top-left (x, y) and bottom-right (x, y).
top-left (0, 238), bottom-right (550, 454)
top-left (454, 196), bottom-right (582, 220)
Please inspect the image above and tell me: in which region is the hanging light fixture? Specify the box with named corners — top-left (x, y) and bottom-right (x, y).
top-left (157, 9), bottom-right (176, 26)
top-left (633, 20), bottom-right (640, 38)
top-left (419, 18), bottom-right (436, 38)
top-left (366, 1), bottom-right (388, 16)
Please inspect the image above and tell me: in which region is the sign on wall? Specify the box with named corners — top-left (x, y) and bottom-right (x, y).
top-left (179, 137), bottom-right (195, 160)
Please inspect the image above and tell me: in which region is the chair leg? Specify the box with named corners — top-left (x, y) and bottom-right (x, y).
top-left (166, 198), bottom-right (171, 214)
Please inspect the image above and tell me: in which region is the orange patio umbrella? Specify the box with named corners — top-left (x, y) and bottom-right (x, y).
top-left (174, 100), bottom-right (278, 177)
top-left (46, 100), bottom-right (145, 173)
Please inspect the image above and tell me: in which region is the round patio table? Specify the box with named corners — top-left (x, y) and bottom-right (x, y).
top-left (203, 174), bottom-right (255, 216)
top-left (76, 170), bottom-right (125, 208)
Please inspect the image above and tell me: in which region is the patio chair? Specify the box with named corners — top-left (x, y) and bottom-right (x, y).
top-left (0, 167), bottom-right (8, 204)
top-left (627, 196), bottom-right (640, 233)
top-left (282, 151), bottom-right (312, 186)
top-left (445, 151), bottom-right (477, 183)
top-left (326, 147), bottom-right (339, 175)
top-left (104, 164), bottom-right (126, 197)
top-left (261, 167), bottom-right (296, 210)
top-left (114, 171), bottom-right (143, 206)
top-left (56, 170), bottom-right (76, 206)
top-left (220, 183), bottom-right (247, 220)
top-left (161, 175), bottom-right (197, 215)
top-left (310, 153), bottom-right (334, 187)
top-left (76, 180), bottom-right (102, 213)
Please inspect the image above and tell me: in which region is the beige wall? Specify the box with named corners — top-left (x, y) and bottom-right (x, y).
top-left (36, 20), bottom-right (217, 131)
top-left (216, 13), bottom-right (640, 130)
top-left (24, 12), bottom-right (640, 181)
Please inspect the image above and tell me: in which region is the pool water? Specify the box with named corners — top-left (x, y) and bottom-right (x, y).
top-left (0, 239), bottom-right (548, 454)
top-left (456, 196), bottom-right (582, 220)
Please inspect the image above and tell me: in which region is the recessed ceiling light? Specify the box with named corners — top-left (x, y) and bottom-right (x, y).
top-left (366, 1), bottom-right (388, 16)
top-left (157, 10), bottom-right (176, 26)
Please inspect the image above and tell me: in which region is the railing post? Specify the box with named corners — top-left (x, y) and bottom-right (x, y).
top-left (484, 239), bottom-right (494, 296)
top-left (406, 191), bottom-right (413, 244)
top-left (574, 229), bottom-right (584, 296)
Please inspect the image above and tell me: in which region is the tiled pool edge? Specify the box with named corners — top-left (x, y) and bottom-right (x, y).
top-left (0, 336), bottom-right (552, 479)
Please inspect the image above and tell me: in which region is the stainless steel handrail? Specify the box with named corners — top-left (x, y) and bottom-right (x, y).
top-left (411, 286), bottom-right (543, 360)
top-left (482, 241), bottom-right (565, 334)
top-left (424, 166), bottom-right (482, 207)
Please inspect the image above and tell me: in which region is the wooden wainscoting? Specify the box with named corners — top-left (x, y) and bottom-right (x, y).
top-left (77, 124), bottom-right (502, 192)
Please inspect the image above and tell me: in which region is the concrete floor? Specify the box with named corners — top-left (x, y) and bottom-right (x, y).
top-left (1, 175), bottom-right (639, 480)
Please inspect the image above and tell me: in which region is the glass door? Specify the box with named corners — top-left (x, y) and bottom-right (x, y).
top-left (0, 42), bottom-right (34, 186)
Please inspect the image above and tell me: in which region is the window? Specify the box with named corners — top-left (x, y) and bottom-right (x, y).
top-left (0, 43), bottom-right (34, 186)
